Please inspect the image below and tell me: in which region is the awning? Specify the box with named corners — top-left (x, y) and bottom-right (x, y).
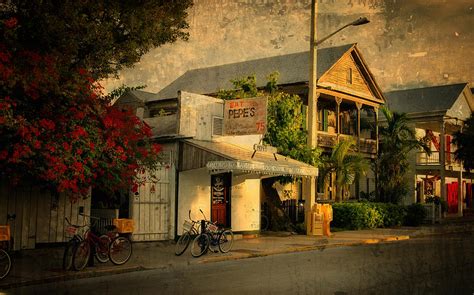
top-left (184, 139), bottom-right (318, 177)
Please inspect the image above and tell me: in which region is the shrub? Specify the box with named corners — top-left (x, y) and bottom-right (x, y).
top-left (404, 203), bottom-right (427, 226)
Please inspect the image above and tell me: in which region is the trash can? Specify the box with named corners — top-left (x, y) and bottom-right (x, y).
top-left (321, 204), bottom-right (333, 237)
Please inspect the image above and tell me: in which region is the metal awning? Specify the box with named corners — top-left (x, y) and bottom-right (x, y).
top-left (184, 139), bottom-right (318, 177)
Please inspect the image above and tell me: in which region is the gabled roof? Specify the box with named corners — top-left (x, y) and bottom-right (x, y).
top-left (384, 83), bottom-right (469, 114)
top-left (156, 44), bottom-right (355, 100)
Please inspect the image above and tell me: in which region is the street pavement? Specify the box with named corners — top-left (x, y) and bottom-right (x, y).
top-left (1, 217), bottom-right (474, 291)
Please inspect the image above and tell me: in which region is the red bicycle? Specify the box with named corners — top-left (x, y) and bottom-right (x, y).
top-left (72, 215), bottom-right (132, 270)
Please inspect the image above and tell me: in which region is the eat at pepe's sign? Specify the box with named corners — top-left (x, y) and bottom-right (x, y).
top-left (223, 97), bottom-right (267, 135)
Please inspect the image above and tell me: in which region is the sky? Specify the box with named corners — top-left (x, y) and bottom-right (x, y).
top-left (102, 0), bottom-right (474, 94)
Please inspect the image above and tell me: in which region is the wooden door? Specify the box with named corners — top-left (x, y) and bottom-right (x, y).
top-left (211, 173), bottom-right (230, 227)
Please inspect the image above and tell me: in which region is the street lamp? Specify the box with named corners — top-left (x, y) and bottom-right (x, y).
top-left (304, 0), bottom-right (370, 235)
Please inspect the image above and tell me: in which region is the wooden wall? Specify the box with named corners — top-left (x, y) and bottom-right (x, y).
top-left (0, 182), bottom-right (91, 250)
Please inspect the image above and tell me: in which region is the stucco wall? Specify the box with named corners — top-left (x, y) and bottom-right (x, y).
top-left (102, 0), bottom-right (473, 94)
top-left (177, 168), bottom-right (212, 234)
top-left (231, 174), bottom-right (261, 232)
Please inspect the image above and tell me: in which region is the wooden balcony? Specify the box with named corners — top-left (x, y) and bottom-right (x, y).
top-left (416, 152), bottom-right (462, 170)
top-left (317, 132), bottom-right (377, 154)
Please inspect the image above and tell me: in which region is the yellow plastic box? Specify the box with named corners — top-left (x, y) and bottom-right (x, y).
top-left (113, 219), bottom-right (134, 233)
top-left (0, 225), bottom-right (10, 241)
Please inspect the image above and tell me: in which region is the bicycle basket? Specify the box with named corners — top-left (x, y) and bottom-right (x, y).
top-left (183, 220), bottom-right (193, 232)
top-left (0, 225), bottom-right (10, 242)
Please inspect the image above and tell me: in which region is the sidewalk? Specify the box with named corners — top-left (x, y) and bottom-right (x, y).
top-left (1, 218), bottom-right (474, 290)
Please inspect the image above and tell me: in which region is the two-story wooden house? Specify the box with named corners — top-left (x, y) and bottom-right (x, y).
top-left (385, 83), bottom-right (474, 215)
top-left (154, 43), bottom-right (385, 201)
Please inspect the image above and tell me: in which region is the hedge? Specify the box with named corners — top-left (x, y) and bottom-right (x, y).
top-left (331, 202), bottom-right (427, 230)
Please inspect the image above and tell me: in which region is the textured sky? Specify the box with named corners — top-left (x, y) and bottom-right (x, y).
top-left (102, 0), bottom-right (473, 94)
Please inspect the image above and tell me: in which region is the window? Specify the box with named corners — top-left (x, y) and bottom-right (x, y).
top-left (346, 68), bottom-right (353, 84)
top-left (212, 117), bottom-right (223, 136)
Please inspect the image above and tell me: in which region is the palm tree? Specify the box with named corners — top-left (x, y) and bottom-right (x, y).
top-left (377, 107), bottom-right (430, 203)
top-left (319, 139), bottom-right (370, 202)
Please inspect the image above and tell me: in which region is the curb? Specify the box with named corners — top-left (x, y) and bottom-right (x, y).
top-left (0, 265), bottom-right (153, 290)
top-left (198, 235), bottom-right (411, 264)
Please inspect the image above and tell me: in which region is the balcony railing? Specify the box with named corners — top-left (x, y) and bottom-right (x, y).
top-left (317, 132), bottom-right (377, 154)
top-left (416, 151), bottom-right (461, 169)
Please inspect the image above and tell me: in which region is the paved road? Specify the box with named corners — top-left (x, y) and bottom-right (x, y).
top-left (9, 232), bottom-right (474, 295)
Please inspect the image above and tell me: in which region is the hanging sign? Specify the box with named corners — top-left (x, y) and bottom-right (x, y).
top-left (223, 97), bottom-right (267, 135)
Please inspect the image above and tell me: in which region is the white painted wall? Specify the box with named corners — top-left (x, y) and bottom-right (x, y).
top-left (231, 174), bottom-right (260, 232)
top-left (177, 168), bottom-right (211, 234)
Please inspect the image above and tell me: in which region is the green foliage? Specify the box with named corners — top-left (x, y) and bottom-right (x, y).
top-left (377, 107), bottom-right (431, 203)
top-left (1, 0), bottom-right (192, 79)
top-left (453, 114), bottom-right (474, 172)
top-left (404, 203), bottom-right (427, 226)
top-left (319, 139), bottom-right (370, 202)
top-left (332, 202), bottom-right (421, 230)
top-left (106, 84), bottom-right (146, 102)
top-left (217, 72), bottom-right (321, 170)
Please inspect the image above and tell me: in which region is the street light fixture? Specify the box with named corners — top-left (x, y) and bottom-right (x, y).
top-left (315, 17), bottom-right (370, 46)
top-left (304, 0), bottom-right (370, 235)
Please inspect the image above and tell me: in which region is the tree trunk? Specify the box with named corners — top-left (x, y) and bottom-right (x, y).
top-left (335, 185), bottom-right (342, 202)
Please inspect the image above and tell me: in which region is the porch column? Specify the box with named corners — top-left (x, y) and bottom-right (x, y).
top-left (374, 106), bottom-right (379, 201)
top-left (356, 102), bottom-right (362, 150)
top-left (440, 120), bottom-right (447, 206)
top-left (336, 97), bottom-right (342, 142)
top-left (458, 124), bottom-right (464, 217)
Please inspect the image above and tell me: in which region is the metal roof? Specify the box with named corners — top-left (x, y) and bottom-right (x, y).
top-left (185, 139), bottom-right (318, 177)
top-left (384, 83), bottom-right (468, 114)
top-left (156, 44), bottom-right (355, 100)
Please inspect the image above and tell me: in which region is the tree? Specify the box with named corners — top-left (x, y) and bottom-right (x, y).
top-left (1, 0), bottom-right (192, 79)
top-left (319, 139), bottom-right (369, 202)
top-left (217, 72), bottom-right (320, 167)
top-left (0, 2), bottom-right (192, 199)
top-left (377, 107), bottom-right (430, 203)
top-left (453, 114), bottom-right (474, 171)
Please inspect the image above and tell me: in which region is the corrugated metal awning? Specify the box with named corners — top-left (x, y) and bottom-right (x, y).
top-left (185, 140), bottom-right (318, 177)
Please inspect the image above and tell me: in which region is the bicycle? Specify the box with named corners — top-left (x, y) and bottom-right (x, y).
top-left (72, 214), bottom-right (132, 270)
top-left (0, 225), bottom-right (11, 280)
top-left (190, 210), bottom-right (234, 258)
top-left (175, 210), bottom-right (201, 256)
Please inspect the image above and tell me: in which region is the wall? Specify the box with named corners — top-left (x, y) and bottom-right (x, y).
top-left (231, 174), bottom-right (261, 232)
top-left (0, 182), bottom-right (91, 250)
top-left (102, 0), bottom-right (473, 94)
top-left (177, 168), bottom-right (212, 234)
top-left (178, 91), bottom-right (224, 140)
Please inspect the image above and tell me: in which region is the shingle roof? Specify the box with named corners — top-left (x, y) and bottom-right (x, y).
top-left (384, 83), bottom-right (468, 114)
top-left (156, 44), bottom-right (355, 100)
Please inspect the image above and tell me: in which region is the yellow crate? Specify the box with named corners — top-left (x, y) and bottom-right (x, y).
top-left (0, 225), bottom-right (10, 242)
top-left (113, 219), bottom-right (134, 233)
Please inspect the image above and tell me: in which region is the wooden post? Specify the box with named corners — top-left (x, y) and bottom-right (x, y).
top-left (336, 97), bottom-right (342, 142)
top-left (440, 120), bottom-right (447, 207)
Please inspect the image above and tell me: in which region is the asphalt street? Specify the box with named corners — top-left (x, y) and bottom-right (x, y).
top-left (8, 232), bottom-right (474, 295)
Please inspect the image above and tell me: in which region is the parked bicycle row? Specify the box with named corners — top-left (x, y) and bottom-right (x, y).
top-left (175, 209), bottom-right (234, 257)
top-left (63, 214), bottom-right (133, 271)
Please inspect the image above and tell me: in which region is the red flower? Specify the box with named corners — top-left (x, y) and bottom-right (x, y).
top-left (4, 17), bottom-right (18, 29)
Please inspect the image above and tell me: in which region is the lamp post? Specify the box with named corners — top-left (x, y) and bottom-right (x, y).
top-left (304, 0), bottom-right (370, 235)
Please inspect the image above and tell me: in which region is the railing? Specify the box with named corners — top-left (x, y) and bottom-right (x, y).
top-left (422, 203), bottom-right (442, 224)
top-left (281, 199), bottom-right (305, 224)
top-left (416, 152), bottom-right (461, 168)
top-left (317, 132), bottom-right (376, 154)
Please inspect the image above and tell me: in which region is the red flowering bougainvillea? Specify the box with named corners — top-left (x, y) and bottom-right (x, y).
top-left (0, 17), bottom-right (161, 201)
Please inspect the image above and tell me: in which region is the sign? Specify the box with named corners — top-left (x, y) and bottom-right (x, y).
top-left (253, 144), bottom-right (277, 154)
top-left (224, 97), bottom-right (267, 135)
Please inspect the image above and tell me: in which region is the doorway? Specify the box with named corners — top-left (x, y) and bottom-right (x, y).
top-left (211, 173), bottom-right (231, 228)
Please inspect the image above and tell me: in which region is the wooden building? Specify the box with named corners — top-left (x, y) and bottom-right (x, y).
top-left (155, 44), bottom-right (385, 200)
top-left (385, 83), bottom-right (474, 214)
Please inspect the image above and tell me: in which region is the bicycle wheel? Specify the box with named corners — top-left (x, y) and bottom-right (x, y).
top-left (190, 233), bottom-right (210, 258)
top-left (95, 235), bottom-right (111, 263)
top-left (72, 240), bottom-right (90, 271)
top-left (0, 249), bottom-right (11, 280)
top-left (218, 229), bottom-right (234, 253)
top-left (109, 236), bottom-right (132, 265)
top-left (175, 232), bottom-right (192, 256)
top-left (63, 239), bottom-right (78, 270)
